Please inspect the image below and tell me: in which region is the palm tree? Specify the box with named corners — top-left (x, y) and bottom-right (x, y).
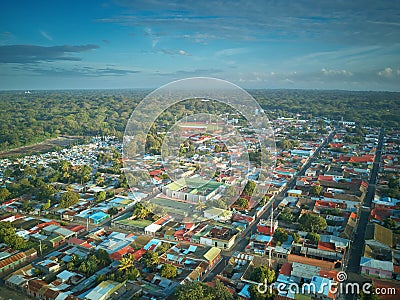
top-left (132, 203), bottom-right (149, 219)
top-left (196, 200), bottom-right (206, 211)
top-left (118, 254), bottom-right (134, 272)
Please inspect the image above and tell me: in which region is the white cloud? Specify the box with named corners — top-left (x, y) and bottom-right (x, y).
top-left (321, 68), bottom-right (353, 76)
top-left (178, 49), bottom-right (189, 56)
top-left (155, 48), bottom-right (191, 56)
top-left (377, 67), bottom-right (393, 77)
top-left (40, 30), bottom-right (53, 41)
top-left (144, 27), bottom-right (160, 48)
top-left (215, 47), bottom-right (250, 57)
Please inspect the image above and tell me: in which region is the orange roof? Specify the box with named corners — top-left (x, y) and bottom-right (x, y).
top-left (288, 254), bottom-right (335, 270)
top-left (279, 262), bottom-right (292, 276)
top-left (318, 175), bottom-right (334, 181)
top-left (37, 220), bottom-right (60, 229)
top-left (67, 237), bottom-right (85, 245)
top-left (132, 249), bottom-right (146, 260)
top-left (370, 208), bottom-right (392, 222)
top-left (329, 143), bottom-right (344, 148)
top-left (110, 245), bottom-right (134, 260)
top-left (319, 269), bottom-right (339, 280)
top-left (393, 265), bottom-right (400, 274)
top-left (0, 252), bottom-right (26, 269)
top-left (349, 154), bottom-right (375, 163)
top-left (174, 229), bottom-right (185, 237)
top-left (318, 241), bottom-right (336, 251)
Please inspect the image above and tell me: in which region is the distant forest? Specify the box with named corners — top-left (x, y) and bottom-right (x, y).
top-left (0, 89), bottom-right (399, 152)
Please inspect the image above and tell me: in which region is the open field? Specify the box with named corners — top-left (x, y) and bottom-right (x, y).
top-left (0, 136), bottom-right (83, 158)
top-left (149, 197), bottom-right (196, 215)
top-left (116, 217), bottom-right (153, 228)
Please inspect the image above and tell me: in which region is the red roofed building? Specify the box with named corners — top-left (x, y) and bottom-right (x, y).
top-left (336, 154), bottom-right (375, 164)
top-left (174, 229), bottom-right (185, 240)
top-left (132, 249), bottom-right (146, 260)
top-left (288, 254), bottom-right (337, 270)
top-left (318, 175), bottom-right (334, 182)
top-left (67, 237), bottom-right (94, 250)
top-left (64, 224), bottom-right (86, 235)
top-left (318, 241), bottom-right (336, 252)
top-left (329, 143), bottom-right (344, 148)
top-left (257, 225), bottom-right (274, 235)
top-left (37, 220), bottom-right (60, 229)
top-left (149, 169), bottom-right (163, 176)
top-left (257, 219), bottom-right (278, 235)
top-left (370, 207), bottom-right (394, 223)
top-left (279, 262), bottom-right (292, 276)
top-left (110, 245), bottom-right (135, 260)
top-left (315, 200), bottom-right (340, 209)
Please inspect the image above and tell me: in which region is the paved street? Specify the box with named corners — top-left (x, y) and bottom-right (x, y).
top-left (205, 131), bottom-right (335, 281)
top-left (344, 129), bottom-right (384, 300)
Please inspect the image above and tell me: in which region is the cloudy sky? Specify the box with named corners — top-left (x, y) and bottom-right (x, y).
top-left (1, 0), bottom-right (399, 90)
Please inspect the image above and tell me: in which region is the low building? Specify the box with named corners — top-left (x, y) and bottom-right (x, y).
top-left (287, 189), bottom-right (302, 198)
top-left (85, 280), bottom-right (124, 300)
top-left (360, 257), bottom-right (394, 279)
top-left (162, 177), bottom-right (224, 203)
top-left (0, 252), bottom-right (27, 275)
top-left (203, 207), bottom-right (233, 222)
top-left (203, 247), bottom-right (221, 268)
top-left (199, 226), bottom-right (238, 249)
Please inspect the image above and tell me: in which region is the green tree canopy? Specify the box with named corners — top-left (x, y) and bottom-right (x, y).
top-left (306, 232), bottom-right (321, 243)
top-left (143, 250), bottom-right (159, 270)
top-left (131, 202), bottom-right (150, 220)
top-left (59, 190), bottom-right (80, 208)
top-left (160, 264), bottom-right (177, 279)
top-left (0, 188), bottom-right (11, 202)
top-left (273, 228), bottom-right (289, 244)
top-left (298, 213), bottom-right (327, 233)
top-left (242, 180), bottom-right (256, 196)
top-left (236, 197), bottom-right (249, 209)
top-left (251, 265), bottom-right (275, 284)
top-left (309, 185), bottom-right (324, 196)
top-left (174, 280), bottom-right (233, 300)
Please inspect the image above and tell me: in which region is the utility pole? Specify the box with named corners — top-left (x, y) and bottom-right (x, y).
top-left (269, 203), bottom-right (274, 268)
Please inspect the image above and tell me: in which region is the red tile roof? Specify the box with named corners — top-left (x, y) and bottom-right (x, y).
top-left (329, 143), bottom-right (344, 148)
top-left (37, 220), bottom-right (60, 229)
top-left (110, 245), bottom-right (135, 260)
top-left (318, 241), bottom-right (336, 251)
top-left (174, 229), bottom-right (185, 237)
top-left (279, 262), bottom-right (292, 276)
top-left (257, 225), bottom-right (274, 235)
top-left (132, 249), bottom-right (146, 260)
top-left (319, 269), bottom-right (339, 280)
top-left (370, 208), bottom-right (392, 222)
top-left (318, 175), bottom-right (334, 181)
top-left (0, 252), bottom-right (26, 269)
top-left (67, 237), bottom-right (85, 245)
top-left (288, 254), bottom-right (335, 270)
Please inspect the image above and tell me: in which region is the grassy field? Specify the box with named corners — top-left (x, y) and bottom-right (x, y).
top-left (149, 197), bottom-right (195, 214)
top-left (116, 218), bottom-right (152, 228)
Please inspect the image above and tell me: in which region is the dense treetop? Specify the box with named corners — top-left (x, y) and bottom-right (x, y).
top-left (0, 89), bottom-right (398, 152)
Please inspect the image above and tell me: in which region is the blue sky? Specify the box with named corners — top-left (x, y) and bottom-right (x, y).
top-left (0, 0), bottom-right (399, 90)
